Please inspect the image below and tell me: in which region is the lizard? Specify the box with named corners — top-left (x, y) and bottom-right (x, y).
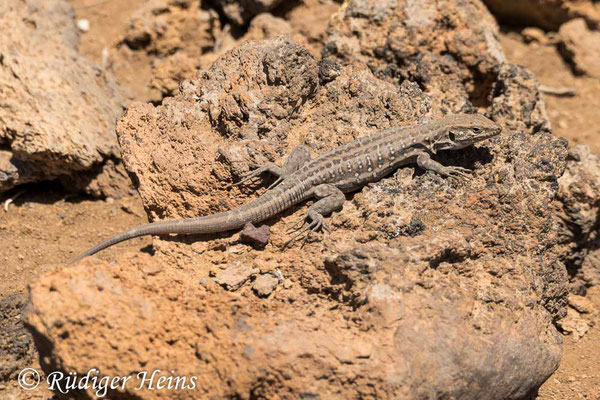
top-left (70, 113), bottom-right (501, 263)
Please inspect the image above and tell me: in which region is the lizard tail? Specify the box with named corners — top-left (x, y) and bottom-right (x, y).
top-left (68, 208), bottom-right (250, 264)
top-left (69, 183), bottom-right (303, 264)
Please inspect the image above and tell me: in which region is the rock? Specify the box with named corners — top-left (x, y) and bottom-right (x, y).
top-left (557, 307), bottom-right (591, 341)
top-left (578, 251), bottom-right (600, 292)
top-left (568, 294), bottom-right (596, 314)
top-left (122, 0), bottom-right (219, 57)
top-left (0, 0), bottom-right (127, 197)
top-left (252, 273), bottom-right (280, 297)
top-left (323, 0), bottom-right (505, 114)
top-left (281, 0), bottom-right (341, 56)
top-left (555, 145), bottom-right (600, 293)
top-left (318, 59), bottom-right (342, 84)
top-left (26, 2), bottom-right (578, 399)
top-left (215, 263), bottom-right (259, 290)
top-left (490, 64), bottom-right (552, 134)
top-left (245, 13), bottom-right (295, 40)
top-left (558, 18), bottom-right (600, 78)
top-left (522, 27), bottom-right (548, 44)
top-left (114, 0), bottom-right (221, 102)
top-left (240, 223), bottom-right (270, 249)
top-left (59, 159), bottom-right (135, 199)
top-left (212, 0), bottom-right (285, 25)
top-left (77, 19), bottom-right (90, 32)
top-left (200, 0), bottom-right (340, 66)
top-left (0, 294), bottom-right (34, 381)
top-left (241, 13), bottom-right (316, 57)
top-left (481, 0), bottom-right (600, 31)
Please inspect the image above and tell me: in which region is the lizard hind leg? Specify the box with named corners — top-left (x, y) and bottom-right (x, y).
top-left (282, 145), bottom-right (312, 175)
top-left (283, 183), bottom-right (345, 247)
top-left (235, 145), bottom-right (312, 189)
top-left (270, 145), bottom-right (312, 190)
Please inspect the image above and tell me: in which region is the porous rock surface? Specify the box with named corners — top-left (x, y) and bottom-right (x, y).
top-left (27, 1), bottom-right (574, 399)
top-left (0, 0), bottom-right (128, 197)
top-left (0, 294), bottom-right (35, 382)
top-left (323, 0), bottom-right (506, 114)
top-left (555, 145), bottom-right (600, 294)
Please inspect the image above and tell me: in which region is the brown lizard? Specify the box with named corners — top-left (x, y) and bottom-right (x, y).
top-left (70, 114), bottom-right (501, 263)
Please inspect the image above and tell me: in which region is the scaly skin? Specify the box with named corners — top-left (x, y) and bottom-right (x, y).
top-left (70, 114), bottom-right (501, 263)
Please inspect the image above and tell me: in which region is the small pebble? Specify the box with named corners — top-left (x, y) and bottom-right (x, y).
top-left (521, 27), bottom-right (547, 44)
top-left (77, 19), bottom-right (90, 32)
top-left (120, 204), bottom-right (135, 214)
top-left (141, 263), bottom-right (163, 276)
top-left (215, 264), bottom-right (258, 291)
top-left (240, 223), bottom-right (270, 249)
top-left (252, 274), bottom-right (279, 298)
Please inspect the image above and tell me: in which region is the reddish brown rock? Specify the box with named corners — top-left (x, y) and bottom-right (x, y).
top-left (557, 307), bottom-right (591, 341)
top-left (252, 273), bottom-right (280, 297)
top-left (215, 263), bottom-right (259, 290)
top-left (0, 0), bottom-right (127, 197)
top-left (240, 223), bottom-right (271, 249)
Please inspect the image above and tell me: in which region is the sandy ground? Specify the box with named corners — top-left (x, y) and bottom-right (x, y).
top-left (0, 1), bottom-right (598, 398)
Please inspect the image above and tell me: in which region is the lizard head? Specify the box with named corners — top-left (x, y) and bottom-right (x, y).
top-left (434, 114), bottom-right (501, 151)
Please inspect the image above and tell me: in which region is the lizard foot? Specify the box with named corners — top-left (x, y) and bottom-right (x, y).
top-left (416, 153), bottom-right (473, 179)
top-left (442, 166), bottom-right (472, 178)
top-left (282, 213), bottom-right (329, 248)
top-left (283, 183), bottom-right (342, 248)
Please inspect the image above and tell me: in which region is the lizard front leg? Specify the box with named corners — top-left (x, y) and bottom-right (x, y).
top-left (283, 183), bottom-right (345, 247)
top-left (236, 145), bottom-right (312, 189)
top-left (416, 152), bottom-right (471, 178)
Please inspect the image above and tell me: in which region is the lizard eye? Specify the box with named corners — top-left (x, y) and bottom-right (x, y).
top-left (448, 132), bottom-right (456, 141)
top-left (472, 127), bottom-right (482, 133)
